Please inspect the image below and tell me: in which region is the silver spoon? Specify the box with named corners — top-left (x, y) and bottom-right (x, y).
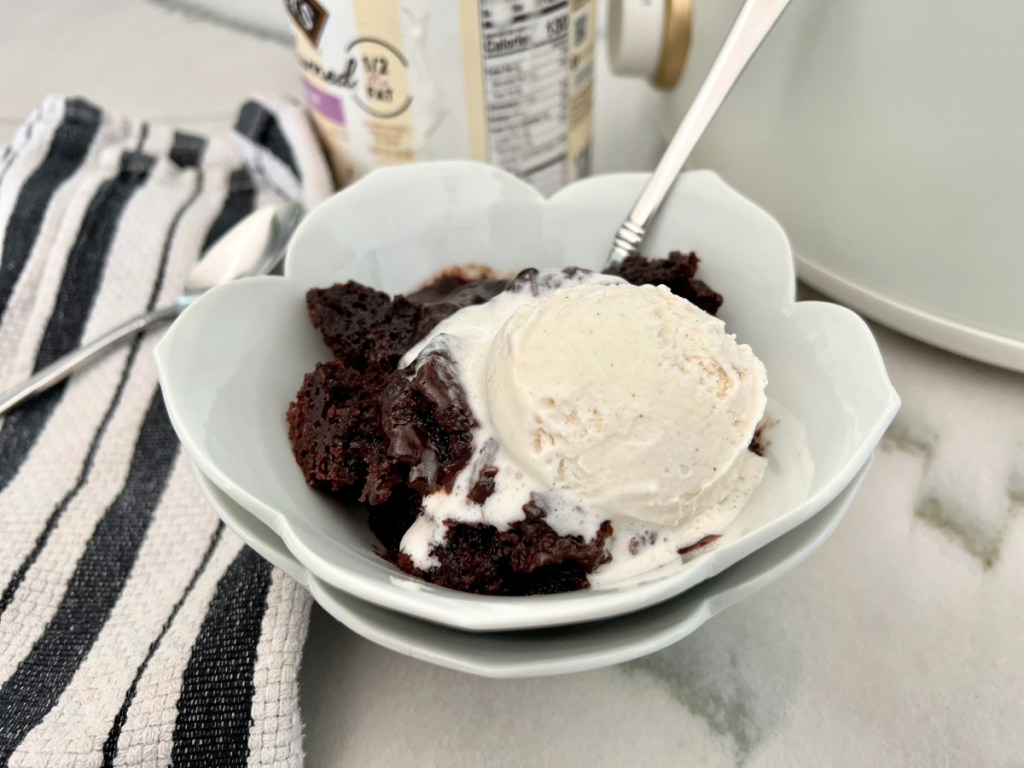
top-left (607, 0), bottom-right (792, 267)
top-left (0, 201), bottom-right (303, 416)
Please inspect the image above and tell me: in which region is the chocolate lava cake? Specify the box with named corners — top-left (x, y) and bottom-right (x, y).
top-left (286, 252), bottom-right (723, 595)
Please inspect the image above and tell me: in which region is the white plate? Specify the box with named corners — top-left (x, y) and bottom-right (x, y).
top-left (155, 162), bottom-right (899, 631)
top-left (192, 459), bottom-right (869, 678)
top-left (794, 256), bottom-right (1024, 373)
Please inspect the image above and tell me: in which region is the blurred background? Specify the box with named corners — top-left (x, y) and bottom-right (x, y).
top-left (4, 0), bottom-right (1019, 369)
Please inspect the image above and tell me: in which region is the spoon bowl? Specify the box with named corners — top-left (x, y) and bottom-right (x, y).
top-left (0, 201), bottom-right (303, 416)
top-left (186, 202), bottom-right (303, 294)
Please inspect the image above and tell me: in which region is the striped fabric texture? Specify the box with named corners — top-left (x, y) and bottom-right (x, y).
top-left (0, 96), bottom-right (333, 766)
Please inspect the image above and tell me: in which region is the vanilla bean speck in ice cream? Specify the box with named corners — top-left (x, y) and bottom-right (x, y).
top-left (287, 253), bottom-right (773, 594)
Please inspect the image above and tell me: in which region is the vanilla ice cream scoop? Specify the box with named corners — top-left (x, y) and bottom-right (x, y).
top-left (485, 281), bottom-right (767, 528)
top-left (396, 268), bottom-right (769, 579)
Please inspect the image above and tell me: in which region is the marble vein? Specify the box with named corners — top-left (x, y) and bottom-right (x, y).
top-left (883, 413), bottom-right (1024, 570)
top-left (876, 320), bottom-right (1024, 573)
top-left (621, 605), bottom-right (799, 764)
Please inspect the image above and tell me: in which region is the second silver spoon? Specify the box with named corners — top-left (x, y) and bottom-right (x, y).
top-left (0, 201), bottom-right (303, 416)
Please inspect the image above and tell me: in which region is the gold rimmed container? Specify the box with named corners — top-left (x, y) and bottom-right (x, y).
top-left (608, 0), bottom-right (692, 90)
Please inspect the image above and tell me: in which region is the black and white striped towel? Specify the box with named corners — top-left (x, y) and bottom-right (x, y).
top-left (0, 96), bottom-right (333, 766)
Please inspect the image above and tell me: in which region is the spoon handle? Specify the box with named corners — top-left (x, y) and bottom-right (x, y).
top-left (0, 303), bottom-right (183, 417)
top-left (607, 0), bottom-right (792, 266)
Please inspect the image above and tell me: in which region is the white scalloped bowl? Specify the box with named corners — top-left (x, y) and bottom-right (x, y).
top-left (155, 162), bottom-right (899, 632)
top-left (192, 460), bottom-right (869, 678)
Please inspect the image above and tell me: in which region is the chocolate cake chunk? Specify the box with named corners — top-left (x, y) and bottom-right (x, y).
top-left (399, 500), bottom-right (613, 596)
top-left (466, 439), bottom-right (500, 505)
top-left (749, 427), bottom-right (766, 457)
top-left (307, 278), bottom-right (508, 370)
top-left (306, 282), bottom-right (431, 370)
top-left (677, 533), bottom-right (721, 557)
top-left (286, 359), bottom-right (400, 500)
top-left (608, 251), bottom-right (723, 316)
top-left (379, 346), bottom-right (477, 496)
top-left (292, 279), bottom-right (504, 504)
top-left (405, 275), bottom-right (508, 308)
top-left (367, 484), bottom-right (422, 556)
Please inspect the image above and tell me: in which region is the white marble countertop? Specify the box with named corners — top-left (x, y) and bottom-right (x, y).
top-left (5, 2), bottom-right (1022, 765)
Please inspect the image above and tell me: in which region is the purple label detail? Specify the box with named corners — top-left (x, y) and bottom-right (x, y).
top-left (303, 79), bottom-right (345, 124)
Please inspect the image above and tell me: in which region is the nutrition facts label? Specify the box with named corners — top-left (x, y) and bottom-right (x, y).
top-left (479, 0), bottom-right (594, 196)
top-left (291, 0), bottom-right (595, 193)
